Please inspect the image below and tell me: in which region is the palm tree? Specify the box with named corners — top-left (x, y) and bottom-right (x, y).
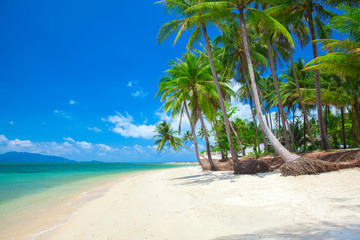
top-left (157, 52), bottom-right (235, 170)
top-left (157, 0), bottom-right (240, 166)
top-left (304, 4), bottom-right (360, 76)
top-left (304, 5), bottom-right (360, 144)
top-left (280, 58), bottom-right (316, 147)
top-left (265, 4), bottom-right (316, 146)
top-left (153, 121), bottom-right (182, 152)
top-left (272, 0), bottom-right (360, 149)
top-left (188, 0), bottom-right (299, 162)
top-left (255, 3), bottom-right (291, 151)
top-left (154, 121), bottom-right (210, 159)
top-left (215, 20), bottom-right (270, 153)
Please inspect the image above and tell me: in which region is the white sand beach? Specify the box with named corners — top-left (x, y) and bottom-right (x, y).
top-left (14, 166), bottom-right (360, 239)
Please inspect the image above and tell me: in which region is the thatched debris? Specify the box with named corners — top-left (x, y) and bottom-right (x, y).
top-left (279, 157), bottom-right (360, 177)
top-left (234, 160), bottom-right (270, 175)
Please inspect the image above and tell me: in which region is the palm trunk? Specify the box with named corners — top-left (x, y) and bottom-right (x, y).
top-left (292, 106), bottom-right (297, 150)
top-left (212, 121), bottom-right (226, 159)
top-left (184, 103), bottom-right (206, 169)
top-left (288, 42), bottom-right (315, 145)
top-left (198, 112), bottom-right (216, 170)
top-left (269, 108), bottom-right (273, 131)
top-left (238, 7), bottom-right (298, 162)
top-left (354, 104), bottom-right (360, 146)
top-left (341, 107), bottom-right (346, 149)
top-left (240, 61), bottom-right (260, 152)
top-left (258, 87), bottom-right (269, 152)
top-left (304, 113), bottom-right (307, 150)
top-left (307, 13), bottom-right (332, 150)
top-left (180, 144), bottom-right (209, 160)
top-left (249, 96), bottom-right (260, 152)
top-left (324, 105), bottom-right (328, 135)
top-left (201, 23), bottom-right (240, 166)
top-left (267, 41), bottom-right (291, 150)
top-left (285, 113), bottom-right (296, 151)
top-left (241, 52), bottom-right (268, 153)
top-left (292, 106), bottom-right (295, 142)
top-left (230, 122), bottom-right (245, 156)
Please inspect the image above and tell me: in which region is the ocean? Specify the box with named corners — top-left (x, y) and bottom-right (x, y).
top-left (0, 162), bottom-right (192, 239)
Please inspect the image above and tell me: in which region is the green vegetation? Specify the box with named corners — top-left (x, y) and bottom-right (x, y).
top-left (154, 0), bottom-right (360, 174)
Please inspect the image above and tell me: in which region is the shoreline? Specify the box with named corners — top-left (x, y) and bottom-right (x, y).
top-left (39, 167), bottom-right (360, 239)
top-left (0, 170), bottom-right (148, 240)
top-left (2, 166), bottom-right (360, 239)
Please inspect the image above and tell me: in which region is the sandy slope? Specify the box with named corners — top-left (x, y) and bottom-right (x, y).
top-left (37, 166), bottom-right (360, 240)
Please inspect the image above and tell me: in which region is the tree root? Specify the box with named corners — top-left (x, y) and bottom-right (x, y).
top-left (280, 157), bottom-right (360, 177)
top-left (234, 160), bottom-right (270, 175)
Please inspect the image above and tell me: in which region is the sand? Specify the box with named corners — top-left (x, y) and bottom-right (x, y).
top-left (21, 167), bottom-right (360, 239)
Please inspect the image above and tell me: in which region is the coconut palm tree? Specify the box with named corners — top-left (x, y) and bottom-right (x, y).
top-left (264, 3), bottom-right (317, 147)
top-left (154, 121), bottom-right (210, 158)
top-left (304, 4), bottom-right (360, 76)
top-left (304, 5), bottom-right (360, 143)
top-left (157, 52), bottom-right (235, 170)
top-left (280, 58), bottom-right (317, 147)
top-left (153, 121), bottom-right (182, 152)
top-left (271, 0), bottom-right (360, 149)
top-left (187, 0), bottom-right (300, 162)
top-left (157, 0), bottom-right (240, 166)
top-left (215, 20), bottom-right (270, 153)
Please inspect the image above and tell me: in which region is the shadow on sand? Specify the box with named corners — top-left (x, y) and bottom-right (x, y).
top-left (211, 222), bottom-right (360, 240)
top-left (169, 170), bottom-right (279, 186)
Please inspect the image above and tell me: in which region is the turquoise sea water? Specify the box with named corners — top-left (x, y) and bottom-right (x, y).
top-left (0, 162), bottom-right (189, 204)
top-left (0, 162), bottom-right (193, 238)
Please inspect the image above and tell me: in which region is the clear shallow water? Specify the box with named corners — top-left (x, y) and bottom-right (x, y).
top-left (0, 162), bottom-right (193, 238)
top-left (0, 162), bottom-right (189, 204)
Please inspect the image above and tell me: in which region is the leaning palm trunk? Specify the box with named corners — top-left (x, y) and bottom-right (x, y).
top-left (257, 87), bottom-right (269, 152)
top-left (287, 42), bottom-right (315, 145)
top-left (198, 112), bottom-right (217, 170)
top-left (238, 9), bottom-right (299, 162)
top-left (201, 23), bottom-right (240, 167)
top-left (230, 122), bottom-right (245, 156)
top-left (241, 61), bottom-right (260, 152)
top-left (184, 103), bottom-right (207, 169)
top-left (341, 107), bottom-right (346, 149)
top-left (267, 42), bottom-right (291, 151)
top-left (179, 143), bottom-right (208, 161)
top-left (285, 114), bottom-right (296, 151)
top-left (212, 121), bottom-right (226, 159)
top-left (249, 96), bottom-right (261, 152)
top-left (307, 14), bottom-right (332, 150)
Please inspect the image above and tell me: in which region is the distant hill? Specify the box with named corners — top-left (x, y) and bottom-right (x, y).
top-left (0, 152), bottom-right (76, 163)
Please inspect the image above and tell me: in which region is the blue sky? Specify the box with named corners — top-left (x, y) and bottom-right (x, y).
top-left (0, 0), bottom-right (340, 162)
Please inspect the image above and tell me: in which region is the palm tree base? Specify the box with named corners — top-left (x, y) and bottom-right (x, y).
top-left (279, 157), bottom-right (360, 176)
top-left (233, 160), bottom-right (270, 175)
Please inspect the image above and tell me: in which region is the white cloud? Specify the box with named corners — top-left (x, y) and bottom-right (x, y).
top-left (104, 112), bottom-right (156, 139)
top-left (9, 121), bottom-right (14, 125)
top-left (126, 81), bottom-right (148, 98)
top-left (229, 79), bottom-right (243, 94)
top-left (76, 141), bottom-right (92, 149)
top-left (9, 139), bottom-right (33, 148)
top-left (0, 134), bottom-right (195, 162)
top-left (63, 137), bottom-right (75, 142)
top-left (54, 109), bottom-right (72, 119)
top-left (131, 90), bottom-right (148, 98)
top-left (229, 100), bottom-right (253, 121)
top-left (127, 81), bottom-right (137, 87)
top-left (88, 127), bottom-right (102, 133)
top-left (69, 100), bottom-right (77, 105)
top-left (155, 110), bottom-right (192, 134)
top-left (0, 134), bottom-right (117, 161)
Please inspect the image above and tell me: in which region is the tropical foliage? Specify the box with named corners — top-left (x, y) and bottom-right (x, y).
top-left (154, 0), bottom-right (360, 174)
